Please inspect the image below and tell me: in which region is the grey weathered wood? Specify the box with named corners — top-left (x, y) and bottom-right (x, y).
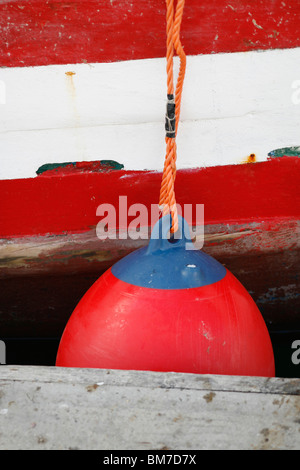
top-left (0, 366), bottom-right (299, 450)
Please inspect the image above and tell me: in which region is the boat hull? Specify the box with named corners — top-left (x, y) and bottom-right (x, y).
top-left (0, 157), bottom-right (299, 338)
top-left (0, 1), bottom-right (300, 376)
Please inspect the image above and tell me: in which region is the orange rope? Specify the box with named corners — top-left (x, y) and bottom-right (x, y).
top-left (159, 0), bottom-right (186, 234)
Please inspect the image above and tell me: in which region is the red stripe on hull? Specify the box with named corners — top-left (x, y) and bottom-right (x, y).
top-left (0, 157), bottom-right (299, 238)
top-left (0, 0), bottom-right (300, 68)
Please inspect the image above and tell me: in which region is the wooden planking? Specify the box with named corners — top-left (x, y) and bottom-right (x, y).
top-left (0, 218), bottom-right (299, 335)
top-left (0, 366), bottom-right (299, 449)
top-left (0, 0), bottom-right (300, 68)
top-left (1, 48), bottom-right (300, 179)
top-left (0, 219), bottom-right (299, 278)
top-left (2, 365), bottom-right (300, 396)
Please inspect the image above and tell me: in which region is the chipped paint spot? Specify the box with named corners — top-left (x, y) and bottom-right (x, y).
top-left (86, 384), bottom-right (99, 392)
top-left (257, 285), bottom-right (299, 304)
top-left (200, 321), bottom-right (214, 341)
top-left (203, 392), bottom-right (216, 403)
top-left (252, 18), bottom-right (263, 30)
top-left (257, 425), bottom-right (289, 450)
top-left (36, 162), bottom-right (75, 175)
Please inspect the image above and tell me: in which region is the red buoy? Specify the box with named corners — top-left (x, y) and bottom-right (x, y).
top-left (56, 215), bottom-right (275, 377)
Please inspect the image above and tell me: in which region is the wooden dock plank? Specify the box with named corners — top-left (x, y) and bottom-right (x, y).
top-left (0, 366), bottom-right (299, 450)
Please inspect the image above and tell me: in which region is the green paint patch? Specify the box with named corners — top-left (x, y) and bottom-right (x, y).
top-left (268, 146), bottom-right (300, 158)
top-left (36, 162), bottom-right (76, 175)
top-left (36, 160), bottom-right (124, 176)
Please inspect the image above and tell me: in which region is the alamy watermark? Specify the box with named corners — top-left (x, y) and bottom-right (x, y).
top-left (96, 197), bottom-right (204, 250)
top-left (0, 340), bottom-right (6, 365)
top-left (291, 340), bottom-right (300, 365)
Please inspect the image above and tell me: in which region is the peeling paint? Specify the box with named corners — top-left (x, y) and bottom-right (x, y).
top-left (257, 285), bottom-right (300, 304)
top-left (36, 160), bottom-right (124, 176)
top-left (0, 0), bottom-right (299, 69)
top-left (86, 384), bottom-right (99, 392)
top-left (252, 18), bottom-right (263, 30)
top-left (200, 321), bottom-right (214, 341)
top-left (268, 147), bottom-right (300, 158)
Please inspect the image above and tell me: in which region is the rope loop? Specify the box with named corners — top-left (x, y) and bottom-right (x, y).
top-left (159, 0), bottom-right (186, 234)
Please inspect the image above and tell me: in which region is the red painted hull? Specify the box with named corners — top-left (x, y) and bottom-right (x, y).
top-left (0, 0), bottom-right (300, 68)
top-left (1, 157), bottom-right (299, 238)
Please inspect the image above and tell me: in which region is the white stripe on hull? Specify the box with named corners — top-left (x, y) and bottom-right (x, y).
top-left (0, 47), bottom-right (299, 179)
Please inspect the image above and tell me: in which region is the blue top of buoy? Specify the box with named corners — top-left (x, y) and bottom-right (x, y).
top-left (111, 215), bottom-right (226, 289)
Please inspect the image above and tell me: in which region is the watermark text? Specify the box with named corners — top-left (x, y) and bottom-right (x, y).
top-left (291, 340), bottom-right (300, 365)
top-left (0, 340), bottom-right (6, 365)
top-left (96, 197), bottom-right (204, 250)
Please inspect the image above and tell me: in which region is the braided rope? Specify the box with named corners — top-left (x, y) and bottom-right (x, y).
top-left (159, 0), bottom-right (186, 234)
